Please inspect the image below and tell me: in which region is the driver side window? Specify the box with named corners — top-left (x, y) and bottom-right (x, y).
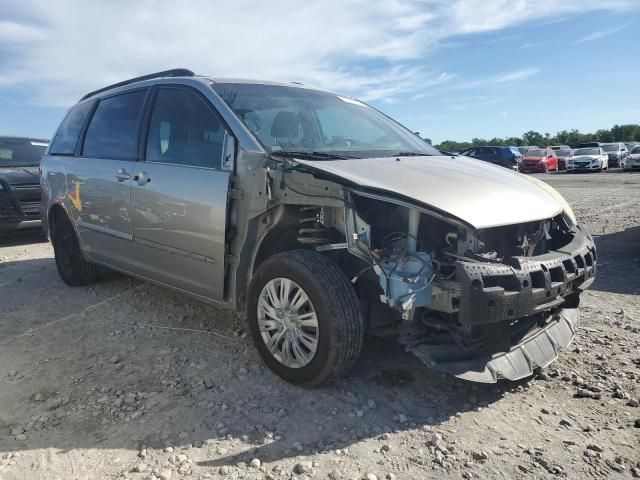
top-left (146, 87), bottom-right (229, 169)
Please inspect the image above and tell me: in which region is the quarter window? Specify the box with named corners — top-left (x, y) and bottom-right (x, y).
top-left (50, 101), bottom-right (94, 155)
top-left (145, 88), bottom-right (227, 169)
top-left (83, 90), bottom-right (147, 159)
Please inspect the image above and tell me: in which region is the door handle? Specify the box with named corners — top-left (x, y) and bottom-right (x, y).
top-left (115, 168), bottom-right (130, 182)
top-left (133, 171), bottom-right (151, 186)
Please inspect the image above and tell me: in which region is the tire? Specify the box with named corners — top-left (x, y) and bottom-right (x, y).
top-left (247, 250), bottom-right (364, 387)
top-left (52, 212), bottom-right (99, 286)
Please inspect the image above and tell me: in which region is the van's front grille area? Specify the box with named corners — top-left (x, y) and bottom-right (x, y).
top-left (10, 184), bottom-right (41, 218)
top-left (19, 201), bottom-right (40, 216)
top-left (0, 194), bottom-right (21, 221)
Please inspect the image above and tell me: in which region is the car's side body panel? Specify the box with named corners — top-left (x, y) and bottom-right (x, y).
top-left (67, 157), bottom-right (137, 269)
top-left (130, 162), bottom-right (230, 300)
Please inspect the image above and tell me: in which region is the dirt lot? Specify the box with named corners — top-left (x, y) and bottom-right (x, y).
top-left (1, 171), bottom-right (639, 480)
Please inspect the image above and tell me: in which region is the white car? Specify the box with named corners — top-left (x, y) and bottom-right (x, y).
top-left (623, 146), bottom-right (640, 171)
top-left (567, 147), bottom-right (609, 173)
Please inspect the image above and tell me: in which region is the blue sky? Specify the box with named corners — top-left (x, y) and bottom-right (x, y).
top-left (1, 1), bottom-right (639, 144)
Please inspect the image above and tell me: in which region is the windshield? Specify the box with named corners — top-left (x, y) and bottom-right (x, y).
top-left (555, 149), bottom-right (571, 157)
top-left (574, 148), bottom-right (600, 156)
top-left (602, 144), bottom-right (619, 152)
top-left (517, 146), bottom-right (536, 154)
top-left (0, 138), bottom-right (48, 167)
top-left (632, 147), bottom-right (640, 154)
top-left (526, 149), bottom-right (546, 157)
top-left (212, 83), bottom-right (439, 159)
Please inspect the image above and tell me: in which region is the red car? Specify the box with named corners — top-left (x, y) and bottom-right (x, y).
top-left (519, 148), bottom-right (558, 173)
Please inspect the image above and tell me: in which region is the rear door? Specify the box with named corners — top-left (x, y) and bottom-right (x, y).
top-left (130, 86), bottom-right (233, 301)
top-left (70, 89), bottom-right (148, 269)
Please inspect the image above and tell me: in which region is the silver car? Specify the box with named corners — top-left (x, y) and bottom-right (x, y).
top-left (41, 69), bottom-right (597, 386)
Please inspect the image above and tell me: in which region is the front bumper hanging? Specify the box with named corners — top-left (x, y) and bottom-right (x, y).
top-left (403, 227), bottom-right (596, 383)
top-left (409, 308), bottom-right (579, 382)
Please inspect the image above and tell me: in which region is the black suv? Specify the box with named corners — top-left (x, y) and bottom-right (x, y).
top-left (0, 136), bottom-right (49, 232)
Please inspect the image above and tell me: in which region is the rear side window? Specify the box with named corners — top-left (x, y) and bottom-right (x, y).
top-left (145, 88), bottom-right (226, 169)
top-left (50, 101), bottom-right (94, 155)
top-left (478, 147), bottom-right (495, 155)
top-left (83, 90), bottom-right (147, 159)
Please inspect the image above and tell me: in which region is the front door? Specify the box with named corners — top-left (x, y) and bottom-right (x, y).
top-left (130, 86), bottom-right (232, 301)
top-left (71, 89), bottom-right (148, 269)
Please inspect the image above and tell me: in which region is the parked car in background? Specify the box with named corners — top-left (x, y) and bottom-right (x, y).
top-left (459, 146), bottom-right (521, 169)
top-left (601, 142), bottom-right (629, 167)
top-left (567, 147), bottom-right (608, 173)
top-left (516, 145), bottom-right (538, 156)
top-left (0, 136), bottom-right (49, 232)
top-left (577, 142), bottom-right (602, 148)
top-left (553, 148), bottom-right (572, 170)
top-left (518, 148), bottom-right (558, 173)
top-left (623, 146), bottom-right (640, 171)
top-left (40, 69), bottom-right (596, 386)
top-left (624, 142), bottom-right (639, 153)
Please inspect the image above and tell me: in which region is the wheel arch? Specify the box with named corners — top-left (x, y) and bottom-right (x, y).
top-left (48, 202), bottom-right (69, 240)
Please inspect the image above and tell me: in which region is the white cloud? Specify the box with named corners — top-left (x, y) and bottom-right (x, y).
top-left (494, 68), bottom-right (540, 83)
top-left (573, 22), bottom-right (633, 44)
top-left (0, 0), bottom-right (637, 106)
top-left (450, 67), bottom-right (540, 90)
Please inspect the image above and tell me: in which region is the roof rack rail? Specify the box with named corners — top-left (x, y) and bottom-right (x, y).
top-left (79, 68), bottom-right (195, 101)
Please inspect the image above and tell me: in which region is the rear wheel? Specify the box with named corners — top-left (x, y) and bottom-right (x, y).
top-left (52, 212), bottom-right (99, 286)
top-left (247, 250), bottom-right (364, 387)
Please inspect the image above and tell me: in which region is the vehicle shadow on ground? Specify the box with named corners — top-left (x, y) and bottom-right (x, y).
top-left (0, 229), bottom-right (47, 248)
top-left (0, 258), bottom-right (529, 467)
top-left (591, 225), bottom-right (640, 295)
top-left (196, 337), bottom-right (523, 469)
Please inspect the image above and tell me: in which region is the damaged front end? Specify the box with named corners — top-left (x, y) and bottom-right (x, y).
top-left (337, 190), bottom-right (596, 383)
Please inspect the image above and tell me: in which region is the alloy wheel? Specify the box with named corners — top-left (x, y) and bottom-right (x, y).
top-left (257, 277), bottom-right (319, 368)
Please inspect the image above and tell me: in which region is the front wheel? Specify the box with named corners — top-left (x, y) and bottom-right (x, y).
top-left (247, 250), bottom-right (364, 387)
top-left (52, 212), bottom-right (99, 286)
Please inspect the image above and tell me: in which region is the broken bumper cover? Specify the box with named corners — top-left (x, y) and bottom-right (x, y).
top-left (456, 227), bottom-right (596, 326)
top-left (410, 308), bottom-right (579, 382)
top-left (405, 227), bottom-right (595, 383)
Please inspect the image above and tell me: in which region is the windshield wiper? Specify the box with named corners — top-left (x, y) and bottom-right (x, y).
top-left (386, 151), bottom-right (434, 157)
top-left (272, 151), bottom-right (357, 160)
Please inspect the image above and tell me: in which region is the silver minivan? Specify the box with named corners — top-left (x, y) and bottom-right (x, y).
top-left (41, 69), bottom-right (597, 386)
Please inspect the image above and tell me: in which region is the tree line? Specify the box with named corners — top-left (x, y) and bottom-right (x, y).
top-left (429, 124), bottom-right (640, 152)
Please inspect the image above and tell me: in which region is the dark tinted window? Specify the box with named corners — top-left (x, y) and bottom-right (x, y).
top-left (83, 90), bottom-right (147, 159)
top-left (0, 138), bottom-right (49, 167)
top-left (50, 101), bottom-right (93, 155)
top-left (145, 88), bottom-right (226, 168)
top-left (477, 147), bottom-right (496, 155)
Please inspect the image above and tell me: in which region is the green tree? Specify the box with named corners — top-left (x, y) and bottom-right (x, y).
top-left (522, 131), bottom-right (544, 146)
top-left (433, 124), bottom-right (640, 150)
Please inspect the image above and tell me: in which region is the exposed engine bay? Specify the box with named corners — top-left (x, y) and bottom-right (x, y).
top-left (267, 163), bottom-right (597, 382)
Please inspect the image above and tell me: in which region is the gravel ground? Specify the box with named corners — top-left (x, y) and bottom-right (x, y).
top-left (1, 171), bottom-right (639, 480)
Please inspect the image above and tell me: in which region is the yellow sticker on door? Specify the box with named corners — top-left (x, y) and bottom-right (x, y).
top-left (68, 180), bottom-right (83, 212)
